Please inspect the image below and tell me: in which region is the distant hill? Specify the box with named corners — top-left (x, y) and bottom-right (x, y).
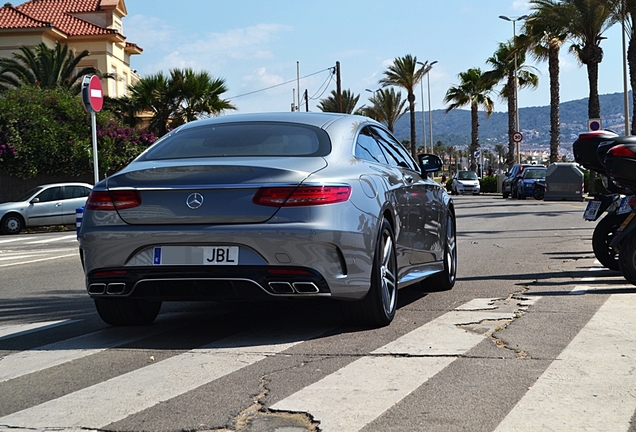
top-left (393, 92), bottom-right (632, 150)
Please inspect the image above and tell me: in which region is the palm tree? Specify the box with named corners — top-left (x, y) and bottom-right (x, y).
top-left (485, 42), bottom-right (539, 168)
top-left (362, 87), bottom-right (408, 132)
top-left (562, 0), bottom-right (618, 119)
top-left (318, 89), bottom-right (360, 113)
top-left (127, 68), bottom-right (235, 137)
top-left (0, 41), bottom-right (101, 94)
top-left (444, 68), bottom-right (495, 171)
top-left (523, 0), bottom-right (570, 163)
top-left (493, 143), bottom-right (507, 170)
top-left (380, 55), bottom-right (429, 157)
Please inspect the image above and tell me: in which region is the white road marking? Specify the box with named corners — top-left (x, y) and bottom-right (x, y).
top-left (26, 234), bottom-right (77, 244)
top-left (0, 320), bottom-right (74, 341)
top-left (0, 254), bottom-right (78, 268)
top-left (0, 325), bottom-right (169, 383)
top-left (495, 293), bottom-right (636, 432)
top-left (272, 297), bottom-right (538, 431)
top-left (0, 237), bottom-right (34, 245)
top-left (0, 324), bottom-right (329, 430)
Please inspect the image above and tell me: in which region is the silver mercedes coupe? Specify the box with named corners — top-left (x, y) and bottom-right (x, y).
top-left (79, 112), bottom-right (456, 327)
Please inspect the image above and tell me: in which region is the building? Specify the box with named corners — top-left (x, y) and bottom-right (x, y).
top-left (0, 0), bottom-right (142, 97)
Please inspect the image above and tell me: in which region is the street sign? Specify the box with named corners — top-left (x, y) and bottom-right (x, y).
top-left (474, 150), bottom-right (480, 158)
top-left (512, 131), bottom-right (523, 143)
top-left (81, 75), bottom-right (103, 113)
top-left (588, 118), bottom-right (602, 131)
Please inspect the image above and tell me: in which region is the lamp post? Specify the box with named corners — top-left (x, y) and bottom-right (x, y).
top-left (427, 61), bottom-right (438, 154)
top-left (417, 61), bottom-right (437, 154)
top-left (499, 14), bottom-right (527, 163)
top-left (622, 3), bottom-right (631, 135)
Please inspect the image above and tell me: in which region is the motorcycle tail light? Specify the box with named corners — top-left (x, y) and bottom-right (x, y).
top-left (608, 145), bottom-right (636, 157)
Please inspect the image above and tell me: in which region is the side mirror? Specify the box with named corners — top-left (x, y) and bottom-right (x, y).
top-left (30, 198), bottom-right (40, 204)
top-left (417, 154), bottom-right (443, 173)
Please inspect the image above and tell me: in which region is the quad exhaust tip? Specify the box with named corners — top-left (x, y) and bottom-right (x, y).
top-left (268, 281), bottom-right (320, 294)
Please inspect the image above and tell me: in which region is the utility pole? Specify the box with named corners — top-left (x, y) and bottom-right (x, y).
top-left (305, 89), bottom-right (309, 112)
top-left (336, 61), bottom-right (342, 113)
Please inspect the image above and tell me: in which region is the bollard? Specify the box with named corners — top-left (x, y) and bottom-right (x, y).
top-left (76, 206), bottom-right (84, 240)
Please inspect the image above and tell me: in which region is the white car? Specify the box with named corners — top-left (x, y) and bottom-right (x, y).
top-left (451, 171), bottom-right (480, 195)
top-left (0, 183), bottom-right (92, 234)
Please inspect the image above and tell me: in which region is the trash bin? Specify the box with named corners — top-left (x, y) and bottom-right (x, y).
top-left (544, 163), bottom-right (584, 201)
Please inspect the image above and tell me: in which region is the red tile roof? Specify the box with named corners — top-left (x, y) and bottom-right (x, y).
top-left (0, 0), bottom-right (120, 36)
top-left (0, 4), bottom-right (51, 29)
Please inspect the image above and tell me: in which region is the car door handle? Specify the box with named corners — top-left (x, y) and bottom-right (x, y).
top-left (55, 203), bottom-right (62, 207)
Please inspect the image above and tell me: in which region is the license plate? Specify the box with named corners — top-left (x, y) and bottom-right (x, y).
top-left (583, 200), bottom-right (602, 221)
top-left (618, 196), bottom-right (633, 215)
top-left (153, 246), bottom-right (239, 265)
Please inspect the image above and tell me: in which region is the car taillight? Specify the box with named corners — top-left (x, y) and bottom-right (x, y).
top-left (608, 145), bottom-right (636, 157)
top-left (253, 185), bottom-right (351, 207)
top-left (85, 190), bottom-right (142, 210)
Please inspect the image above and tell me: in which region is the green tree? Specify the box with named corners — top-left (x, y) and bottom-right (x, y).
top-left (444, 68), bottom-right (495, 171)
top-left (362, 87), bottom-right (408, 132)
top-left (485, 42), bottom-right (539, 168)
top-left (493, 143), bottom-right (507, 170)
top-left (317, 89), bottom-right (360, 113)
top-left (380, 55), bottom-right (429, 157)
top-left (0, 41), bottom-right (101, 94)
top-left (523, 0), bottom-right (570, 163)
top-left (127, 68), bottom-right (235, 137)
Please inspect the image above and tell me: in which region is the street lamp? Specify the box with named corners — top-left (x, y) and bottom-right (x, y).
top-left (417, 61), bottom-right (437, 154)
top-left (499, 14), bottom-right (528, 163)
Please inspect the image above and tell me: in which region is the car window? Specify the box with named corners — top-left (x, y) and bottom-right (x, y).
top-left (139, 123), bottom-right (331, 160)
top-left (355, 127), bottom-right (388, 164)
top-left (16, 186), bottom-right (43, 202)
top-left (65, 186), bottom-right (91, 199)
top-left (35, 187), bottom-right (63, 203)
top-left (458, 171), bottom-right (477, 180)
top-left (370, 126), bottom-right (419, 172)
top-left (524, 170), bottom-right (546, 179)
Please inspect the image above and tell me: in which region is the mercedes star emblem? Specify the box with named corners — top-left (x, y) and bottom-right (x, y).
top-left (186, 193), bottom-right (204, 209)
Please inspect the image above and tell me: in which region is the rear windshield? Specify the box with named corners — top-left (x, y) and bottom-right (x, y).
top-left (138, 122), bottom-right (331, 161)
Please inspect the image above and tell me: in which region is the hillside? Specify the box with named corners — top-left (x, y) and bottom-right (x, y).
top-left (393, 92), bottom-right (632, 149)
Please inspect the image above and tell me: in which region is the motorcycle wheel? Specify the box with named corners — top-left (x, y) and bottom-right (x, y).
top-left (593, 213), bottom-right (628, 271)
top-left (618, 229), bottom-right (636, 285)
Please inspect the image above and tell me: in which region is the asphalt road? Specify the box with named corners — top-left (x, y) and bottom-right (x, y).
top-left (1, 195), bottom-right (635, 432)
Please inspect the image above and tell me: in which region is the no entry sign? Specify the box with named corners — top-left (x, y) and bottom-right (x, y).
top-left (81, 75), bottom-right (103, 113)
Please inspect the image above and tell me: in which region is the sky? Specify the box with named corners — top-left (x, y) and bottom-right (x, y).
top-left (123, 0), bottom-right (630, 115)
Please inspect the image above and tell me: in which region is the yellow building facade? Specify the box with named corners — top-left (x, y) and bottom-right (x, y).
top-left (0, 0), bottom-right (142, 97)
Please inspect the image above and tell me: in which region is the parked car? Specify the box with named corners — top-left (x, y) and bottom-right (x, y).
top-left (502, 163), bottom-right (540, 199)
top-left (451, 170), bottom-right (480, 195)
top-left (516, 167), bottom-right (547, 199)
top-left (0, 183), bottom-right (92, 235)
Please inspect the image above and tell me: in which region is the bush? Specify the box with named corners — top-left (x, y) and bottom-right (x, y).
top-left (480, 175), bottom-right (497, 193)
top-left (0, 86), bottom-right (155, 179)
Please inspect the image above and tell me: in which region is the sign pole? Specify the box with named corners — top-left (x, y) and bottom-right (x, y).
top-left (81, 75), bottom-right (104, 185)
top-left (91, 111), bottom-right (99, 184)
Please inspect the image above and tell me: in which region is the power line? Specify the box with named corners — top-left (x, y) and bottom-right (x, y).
top-left (228, 66), bottom-right (334, 100)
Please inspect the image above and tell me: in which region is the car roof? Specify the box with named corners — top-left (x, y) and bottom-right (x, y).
top-left (36, 182), bottom-right (93, 188)
top-left (174, 112), bottom-right (376, 131)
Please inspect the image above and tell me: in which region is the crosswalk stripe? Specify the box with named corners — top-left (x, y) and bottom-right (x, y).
top-left (0, 325), bottom-right (169, 383)
top-left (0, 237), bottom-right (32, 245)
top-left (494, 293), bottom-right (636, 432)
top-left (0, 320), bottom-right (74, 341)
top-left (0, 254), bottom-right (77, 268)
top-left (26, 234), bottom-right (77, 244)
top-left (272, 297), bottom-right (539, 431)
top-left (0, 324), bottom-right (329, 430)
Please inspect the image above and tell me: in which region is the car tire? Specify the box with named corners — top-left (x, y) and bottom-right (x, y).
top-left (532, 185), bottom-right (544, 200)
top-left (94, 298), bottom-right (162, 326)
top-left (421, 212), bottom-right (457, 292)
top-left (593, 213), bottom-right (628, 271)
top-left (1, 213), bottom-right (24, 235)
top-left (341, 218), bottom-right (397, 327)
top-left (517, 188), bottom-right (526, 200)
top-left (618, 229), bottom-right (636, 285)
